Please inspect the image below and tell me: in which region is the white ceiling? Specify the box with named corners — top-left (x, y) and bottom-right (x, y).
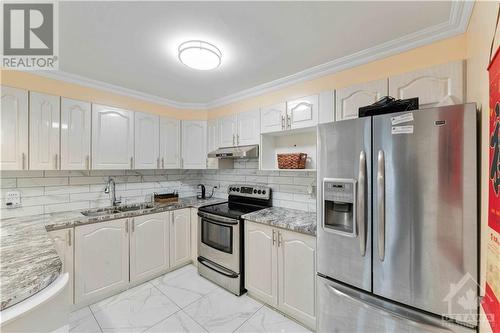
top-left (58, 1), bottom-right (468, 107)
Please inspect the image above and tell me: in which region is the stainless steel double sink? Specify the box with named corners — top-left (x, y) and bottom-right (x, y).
top-left (80, 202), bottom-right (155, 217)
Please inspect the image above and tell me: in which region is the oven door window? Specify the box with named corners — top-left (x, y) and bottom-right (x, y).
top-left (201, 218), bottom-right (233, 254)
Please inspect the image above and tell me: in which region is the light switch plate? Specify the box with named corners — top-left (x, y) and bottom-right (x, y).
top-left (5, 191), bottom-right (21, 209)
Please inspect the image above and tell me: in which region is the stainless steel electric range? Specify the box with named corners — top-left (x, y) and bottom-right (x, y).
top-left (197, 184), bottom-right (272, 295)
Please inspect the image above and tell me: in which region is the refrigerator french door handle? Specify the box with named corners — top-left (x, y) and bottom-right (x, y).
top-left (357, 150), bottom-right (367, 257)
top-left (377, 150), bottom-right (385, 261)
top-left (326, 283), bottom-right (455, 333)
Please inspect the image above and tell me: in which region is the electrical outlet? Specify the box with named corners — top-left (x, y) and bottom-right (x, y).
top-left (5, 191), bottom-right (21, 209)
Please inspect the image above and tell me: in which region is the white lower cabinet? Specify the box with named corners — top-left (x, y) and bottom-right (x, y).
top-left (170, 208), bottom-right (191, 267)
top-left (48, 228), bottom-right (74, 305)
top-left (130, 213), bottom-right (169, 284)
top-left (245, 221), bottom-right (316, 329)
top-left (75, 218), bottom-right (129, 305)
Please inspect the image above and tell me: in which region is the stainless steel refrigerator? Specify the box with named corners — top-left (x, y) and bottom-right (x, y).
top-left (317, 104), bottom-right (478, 332)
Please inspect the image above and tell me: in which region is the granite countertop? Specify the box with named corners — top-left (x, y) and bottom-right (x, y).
top-left (242, 207), bottom-right (317, 236)
top-left (0, 196), bottom-right (225, 311)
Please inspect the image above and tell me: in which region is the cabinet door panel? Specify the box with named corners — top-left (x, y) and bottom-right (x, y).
top-left (75, 219), bottom-right (129, 304)
top-left (245, 222), bottom-right (278, 306)
top-left (336, 79), bottom-right (388, 121)
top-left (130, 213), bottom-right (169, 283)
top-left (160, 117), bottom-right (180, 169)
top-left (278, 230), bottom-right (316, 329)
top-left (389, 61), bottom-right (464, 109)
top-left (287, 95), bottom-right (318, 129)
top-left (181, 121), bottom-right (207, 169)
top-left (170, 209), bottom-right (191, 267)
top-left (49, 228), bottom-right (74, 304)
top-left (237, 110), bottom-right (260, 145)
top-left (219, 115), bottom-right (236, 147)
top-left (261, 103), bottom-right (285, 134)
top-left (135, 112), bottom-right (160, 169)
top-left (92, 105), bottom-right (134, 169)
top-left (61, 98), bottom-right (91, 170)
top-left (1, 86), bottom-right (28, 170)
top-left (30, 92), bottom-right (60, 170)
top-left (207, 119), bottom-right (219, 152)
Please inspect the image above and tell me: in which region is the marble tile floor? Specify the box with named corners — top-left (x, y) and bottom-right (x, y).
top-left (70, 264), bottom-right (312, 333)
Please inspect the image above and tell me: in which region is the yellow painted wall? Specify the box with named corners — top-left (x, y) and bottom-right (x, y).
top-left (0, 70), bottom-right (206, 120)
top-left (466, 2), bottom-right (498, 332)
top-left (208, 34), bottom-right (467, 118)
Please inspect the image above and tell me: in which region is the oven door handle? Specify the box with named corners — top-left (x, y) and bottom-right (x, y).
top-left (198, 211), bottom-right (239, 225)
top-left (197, 257), bottom-right (239, 278)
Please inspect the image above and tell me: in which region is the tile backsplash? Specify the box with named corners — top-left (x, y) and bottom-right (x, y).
top-left (0, 159), bottom-right (316, 219)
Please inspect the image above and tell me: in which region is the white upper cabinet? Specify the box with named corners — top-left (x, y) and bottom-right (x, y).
top-left (389, 61), bottom-right (464, 109)
top-left (61, 98), bottom-right (91, 170)
top-left (159, 117), bottom-right (180, 169)
top-left (286, 95), bottom-right (319, 130)
top-left (236, 109), bottom-right (260, 145)
top-left (181, 120), bottom-right (207, 169)
top-left (207, 119), bottom-right (219, 152)
top-left (261, 103), bottom-right (286, 134)
top-left (336, 79), bottom-right (388, 121)
top-left (134, 112), bottom-right (160, 169)
top-left (29, 92), bottom-right (60, 170)
top-left (219, 115), bottom-right (237, 147)
top-left (92, 104), bottom-right (134, 170)
top-left (319, 91), bottom-right (335, 124)
top-left (1, 86), bottom-right (28, 170)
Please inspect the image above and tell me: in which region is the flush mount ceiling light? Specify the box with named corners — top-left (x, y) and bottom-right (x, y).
top-left (178, 40), bottom-right (222, 71)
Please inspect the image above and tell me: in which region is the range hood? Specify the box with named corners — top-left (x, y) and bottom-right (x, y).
top-left (207, 144), bottom-right (259, 159)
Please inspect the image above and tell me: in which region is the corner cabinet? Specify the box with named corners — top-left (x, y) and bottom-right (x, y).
top-left (181, 120), bottom-right (207, 169)
top-left (134, 112), bottom-right (160, 169)
top-left (92, 104), bottom-right (134, 170)
top-left (74, 218), bottom-right (129, 305)
top-left (245, 221), bottom-right (316, 330)
top-left (170, 208), bottom-right (191, 267)
top-left (60, 98), bottom-right (91, 170)
top-left (335, 79), bottom-right (388, 121)
top-left (1, 86), bottom-right (28, 170)
top-left (29, 92), bottom-right (60, 170)
top-left (160, 117), bottom-right (181, 169)
top-left (49, 228), bottom-right (74, 305)
top-left (130, 213), bottom-right (169, 284)
top-left (389, 60), bottom-right (464, 109)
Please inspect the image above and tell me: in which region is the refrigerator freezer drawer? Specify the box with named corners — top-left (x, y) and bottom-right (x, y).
top-left (317, 275), bottom-right (475, 333)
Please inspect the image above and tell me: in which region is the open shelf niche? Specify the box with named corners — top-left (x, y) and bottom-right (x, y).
top-left (260, 127), bottom-right (317, 171)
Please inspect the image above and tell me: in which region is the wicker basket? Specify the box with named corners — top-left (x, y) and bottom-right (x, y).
top-left (277, 153), bottom-right (307, 169)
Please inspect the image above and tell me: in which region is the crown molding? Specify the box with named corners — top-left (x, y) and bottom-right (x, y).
top-left (31, 1), bottom-right (473, 111)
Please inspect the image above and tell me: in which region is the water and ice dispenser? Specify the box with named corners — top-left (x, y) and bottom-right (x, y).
top-left (323, 179), bottom-right (357, 237)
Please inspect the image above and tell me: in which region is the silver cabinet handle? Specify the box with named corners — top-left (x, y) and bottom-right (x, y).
top-left (68, 229), bottom-right (72, 247)
top-left (22, 153), bottom-right (26, 170)
top-left (131, 218), bottom-right (135, 232)
top-left (281, 115), bottom-right (285, 130)
top-left (86, 155), bottom-right (90, 170)
top-left (157, 157), bottom-right (160, 169)
top-left (278, 231), bottom-right (282, 247)
top-left (55, 154), bottom-right (58, 169)
top-left (162, 157), bottom-right (165, 169)
top-left (358, 150), bottom-right (367, 257)
top-left (272, 230), bottom-right (276, 245)
top-left (130, 157), bottom-right (133, 169)
top-left (232, 134), bottom-right (235, 146)
top-left (287, 114), bottom-right (291, 129)
top-left (377, 150), bottom-right (385, 261)
top-left (236, 134), bottom-right (239, 146)
top-left (125, 219), bottom-right (129, 233)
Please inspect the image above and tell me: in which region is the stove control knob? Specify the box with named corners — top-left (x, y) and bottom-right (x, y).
top-left (262, 190), bottom-right (266, 195)
top-left (253, 189), bottom-right (257, 194)
top-left (257, 190), bottom-right (262, 194)
top-left (236, 188), bottom-right (240, 192)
